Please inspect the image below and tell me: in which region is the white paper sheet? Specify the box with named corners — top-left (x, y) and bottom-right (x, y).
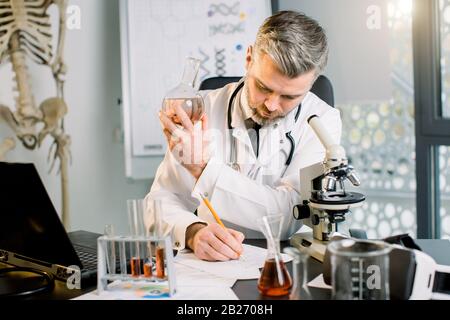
top-left (73, 263), bottom-right (237, 300)
top-left (175, 262), bottom-right (236, 287)
top-left (73, 282), bottom-right (238, 300)
top-left (307, 274), bottom-right (332, 290)
top-left (175, 244), bottom-right (293, 280)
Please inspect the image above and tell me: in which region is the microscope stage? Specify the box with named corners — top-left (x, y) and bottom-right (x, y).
top-left (290, 232), bottom-right (329, 262)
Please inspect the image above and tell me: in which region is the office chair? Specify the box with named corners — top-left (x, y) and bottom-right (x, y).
top-left (199, 75), bottom-right (334, 107)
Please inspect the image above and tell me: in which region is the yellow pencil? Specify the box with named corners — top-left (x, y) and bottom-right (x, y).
top-left (199, 193), bottom-right (244, 259)
top-left (199, 193), bottom-right (226, 228)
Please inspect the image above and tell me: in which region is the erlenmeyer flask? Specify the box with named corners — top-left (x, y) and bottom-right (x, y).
top-left (162, 57), bottom-right (205, 126)
top-left (283, 247), bottom-right (312, 300)
top-left (257, 215), bottom-right (292, 297)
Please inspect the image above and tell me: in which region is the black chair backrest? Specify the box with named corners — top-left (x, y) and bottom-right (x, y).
top-left (310, 75), bottom-right (334, 107)
top-left (199, 75), bottom-right (334, 107)
top-left (199, 76), bottom-right (242, 91)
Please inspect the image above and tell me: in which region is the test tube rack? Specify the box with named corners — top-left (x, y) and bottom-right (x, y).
top-left (97, 235), bottom-right (176, 296)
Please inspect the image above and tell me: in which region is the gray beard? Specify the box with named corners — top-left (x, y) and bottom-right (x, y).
top-left (244, 82), bottom-right (282, 126)
top-left (250, 112), bottom-right (279, 127)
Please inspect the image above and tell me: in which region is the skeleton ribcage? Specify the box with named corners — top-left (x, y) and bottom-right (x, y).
top-left (0, 0), bottom-right (53, 65)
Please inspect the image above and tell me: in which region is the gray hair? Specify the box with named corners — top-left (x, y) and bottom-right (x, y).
top-left (254, 11), bottom-right (329, 78)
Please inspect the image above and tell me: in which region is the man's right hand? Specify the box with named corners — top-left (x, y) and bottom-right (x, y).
top-left (186, 223), bottom-right (245, 261)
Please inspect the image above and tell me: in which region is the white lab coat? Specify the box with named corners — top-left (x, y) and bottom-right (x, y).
top-left (145, 81), bottom-right (342, 250)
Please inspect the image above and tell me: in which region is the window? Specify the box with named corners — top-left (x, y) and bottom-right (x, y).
top-left (340, 0), bottom-right (416, 239)
top-left (414, 0), bottom-right (450, 238)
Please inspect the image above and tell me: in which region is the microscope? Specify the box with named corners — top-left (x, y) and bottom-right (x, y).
top-left (290, 115), bottom-right (365, 262)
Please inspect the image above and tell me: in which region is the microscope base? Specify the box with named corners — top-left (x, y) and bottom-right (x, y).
top-left (290, 232), bottom-right (329, 262)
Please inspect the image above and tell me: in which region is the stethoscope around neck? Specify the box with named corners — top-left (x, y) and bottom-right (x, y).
top-left (227, 81), bottom-right (302, 172)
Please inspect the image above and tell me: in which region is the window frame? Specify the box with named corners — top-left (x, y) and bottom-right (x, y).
top-left (413, 0), bottom-right (450, 238)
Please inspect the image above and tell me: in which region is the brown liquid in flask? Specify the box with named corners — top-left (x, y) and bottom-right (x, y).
top-left (258, 259), bottom-right (292, 297)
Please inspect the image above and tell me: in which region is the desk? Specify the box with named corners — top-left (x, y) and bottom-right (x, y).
top-left (234, 239), bottom-right (450, 300)
top-left (1, 231), bottom-right (449, 300)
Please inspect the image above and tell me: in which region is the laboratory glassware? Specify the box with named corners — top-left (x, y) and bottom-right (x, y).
top-left (283, 246), bottom-right (312, 300)
top-left (257, 215), bottom-right (292, 297)
top-left (161, 57), bottom-right (205, 126)
top-left (97, 199), bottom-right (176, 296)
top-left (97, 233), bottom-right (176, 296)
top-left (146, 197), bottom-right (165, 279)
top-left (127, 199), bottom-right (147, 277)
top-left (328, 239), bottom-right (391, 300)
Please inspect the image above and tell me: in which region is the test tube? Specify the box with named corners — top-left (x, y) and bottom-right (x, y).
top-left (147, 197), bottom-right (163, 237)
top-left (149, 198), bottom-right (165, 279)
top-left (143, 232), bottom-right (153, 278)
top-left (143, 258), bottom-right (153, 277)
top-left (104, 224), bottom-right (116, 275)
top-left (128, 199), bottom-right (145, 277)
top-left (130, 256), bottom-right (141, 277)
top-left (156, 245), bottom-right (165, 279)
top-left (119, 239), bottom-right (127, 276)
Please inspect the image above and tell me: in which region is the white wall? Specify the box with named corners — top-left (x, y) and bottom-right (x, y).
top-left (0, 0), bottom-right (151, 235)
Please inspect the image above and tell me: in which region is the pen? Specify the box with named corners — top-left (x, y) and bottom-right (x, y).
top-left (199, 193), bottom-right (244, 259)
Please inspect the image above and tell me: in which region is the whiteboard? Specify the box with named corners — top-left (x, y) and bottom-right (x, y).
top-left (119, 0), bottom-right (272, 179)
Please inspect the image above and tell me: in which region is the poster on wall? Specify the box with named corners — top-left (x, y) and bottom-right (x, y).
top-left (121, 0), bottom-right (272, 165)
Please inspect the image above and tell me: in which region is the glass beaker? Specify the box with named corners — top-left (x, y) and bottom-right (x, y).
top-left (161, 57), bottom-right (205, 126)
top-left (257, 215), bottom-right (292, 297)
top-left (328, 239), bottom-right (392, 300)
top-left (283, 247), bottom-right (312, 300)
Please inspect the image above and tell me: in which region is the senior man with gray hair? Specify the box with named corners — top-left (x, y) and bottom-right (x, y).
top-left (149, 11), bottom-right (342, 261)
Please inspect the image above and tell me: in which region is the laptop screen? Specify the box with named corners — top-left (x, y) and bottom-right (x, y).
top-left (0, 162), bottom-right (82, 268)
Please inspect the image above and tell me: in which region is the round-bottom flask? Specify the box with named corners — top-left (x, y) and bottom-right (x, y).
top-left (161, 57), bottom-right (205, 125)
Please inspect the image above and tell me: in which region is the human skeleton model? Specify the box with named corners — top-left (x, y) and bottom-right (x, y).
top-left (0, 0), bottom-right (71, 228)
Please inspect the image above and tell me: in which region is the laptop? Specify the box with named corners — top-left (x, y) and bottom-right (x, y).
top-left (0, 162), bottom-right (98, 287)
